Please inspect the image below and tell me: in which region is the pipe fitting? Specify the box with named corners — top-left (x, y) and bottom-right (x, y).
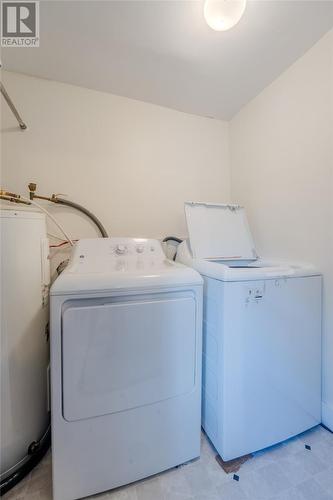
top-left (28, 183), bottom-right (37, 200)
top-left (26, 182), bottom-right (109, 237)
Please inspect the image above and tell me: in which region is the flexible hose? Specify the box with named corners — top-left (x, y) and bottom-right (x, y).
top-left (162, 236), bottom-right (183, 244)
top-left (18, 195), bottom-right (74, 246)
top-left (55, 198), bottom-right (108, 238)
top-left (0, 425), bottom-right (51, 496)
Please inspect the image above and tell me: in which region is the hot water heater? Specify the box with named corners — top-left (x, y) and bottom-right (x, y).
top-left (0, 208), bottom-right (50, 490)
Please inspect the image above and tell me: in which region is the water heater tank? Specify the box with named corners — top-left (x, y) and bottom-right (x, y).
top-left (0, 208), bottom-right (50, 480)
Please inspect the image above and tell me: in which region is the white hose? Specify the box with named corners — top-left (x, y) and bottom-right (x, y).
top-left (47, 232), bottom-right (66, 242)
top-left (18, 194), bottom-right (74, 246)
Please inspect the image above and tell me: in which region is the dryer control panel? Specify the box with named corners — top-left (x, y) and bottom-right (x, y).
top-left (111, 240), bottom-right (160, 258)
top-left (67, 237), bottom-right (168, 274)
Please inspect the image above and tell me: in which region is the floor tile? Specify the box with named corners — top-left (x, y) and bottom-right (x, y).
top-left (3, 427), bottom-right (333, 500)
top-left (192, 493), bottom-right (220, 500)
top-left (269, 487), bottom-right (304, 500)
top-left (135, 477), bottom-right (168, 500)
top-left (237, 462), bottom-right (292, 500)
top-left (107, 483), bottom-right (138, 500)
top-left (183, 459), bottom-right (220, 497)
top-left (314, 468), bottom-right (333, 496)
top-left (311, 438), bottom-right (333, 464)
top-left (299, 427), bottom-right (333, 447)
top-left (296, 478), bottom-right (333, 500)
top-left (277, 455), bottom-right (313, 487)
top-left (215, 480), bottom-right (248, 500)
top-left (159, 466), bottom-right (193, 498)
top-left (290, 447), bottom-right (328, 475)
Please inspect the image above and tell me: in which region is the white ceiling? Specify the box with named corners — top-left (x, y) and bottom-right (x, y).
top-left (2, 1), bottom-right (333, 120)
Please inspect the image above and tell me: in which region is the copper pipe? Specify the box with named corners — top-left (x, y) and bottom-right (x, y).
top-left (0, 190), bottom-right (20, 198)
top-left (0, 189), bottom-right (31, 205)
top-left (28, 183), bottom-right (55, 202)
top-left (0, 194), bottom-right (31, 205)
top-left (31, 194), bottom-right (54, 202)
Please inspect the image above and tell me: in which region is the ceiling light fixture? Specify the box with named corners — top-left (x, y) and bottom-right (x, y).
top-left (204, 0), bottom-right (247, 31)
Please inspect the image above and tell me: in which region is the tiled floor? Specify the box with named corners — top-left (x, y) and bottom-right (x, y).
top-left (4, 426), bottom-right (333, 500)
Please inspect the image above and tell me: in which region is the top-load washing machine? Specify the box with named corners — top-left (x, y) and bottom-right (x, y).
top-left (177, 202), bottom-right (322, 461)
top-left (50, 237), bottom-right (203, 500)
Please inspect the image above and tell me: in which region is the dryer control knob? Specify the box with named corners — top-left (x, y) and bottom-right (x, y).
top-left (115, 244), bottom-right (127, 255)
top-left (136, 245), bottom-right (144, 254)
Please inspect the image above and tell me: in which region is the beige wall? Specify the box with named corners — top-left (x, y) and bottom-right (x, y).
top-left (1, 71), bottom-right (230, 242)
top-left (230, 30), bottom-right (333, 429)
top-left (1, 29), bottom-right (332, 430)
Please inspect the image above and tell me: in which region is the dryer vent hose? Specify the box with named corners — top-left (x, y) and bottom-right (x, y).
top-left (162, 236), bottom-right (183, 261)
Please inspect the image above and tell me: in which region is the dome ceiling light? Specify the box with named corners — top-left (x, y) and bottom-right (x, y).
top-left (204, 0), bottom-right (247, 31)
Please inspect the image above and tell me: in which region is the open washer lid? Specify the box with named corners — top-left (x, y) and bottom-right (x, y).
top-left (184, 202), bottom-right (257, 261)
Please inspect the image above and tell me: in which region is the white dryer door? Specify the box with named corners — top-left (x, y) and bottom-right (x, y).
top-left (62, 295), bottom-right (197, 421)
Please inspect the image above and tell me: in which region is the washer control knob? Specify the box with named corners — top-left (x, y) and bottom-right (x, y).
top-left (136, 245), bottom-right (144, 254)
top-left (115, 244), bottom-right (127, 255)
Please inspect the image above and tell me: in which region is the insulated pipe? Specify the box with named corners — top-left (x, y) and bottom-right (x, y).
top-left (55, 198), bottom-right (108, 238)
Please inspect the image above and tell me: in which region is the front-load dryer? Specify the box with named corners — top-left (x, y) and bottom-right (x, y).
top-left (177, 202), bottom-right (322, 461)
top-left (50, 237), bottom-right (203, 500)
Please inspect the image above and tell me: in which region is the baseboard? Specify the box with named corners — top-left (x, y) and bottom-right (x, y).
top-left (322, 401), bottom-right (333, 431)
